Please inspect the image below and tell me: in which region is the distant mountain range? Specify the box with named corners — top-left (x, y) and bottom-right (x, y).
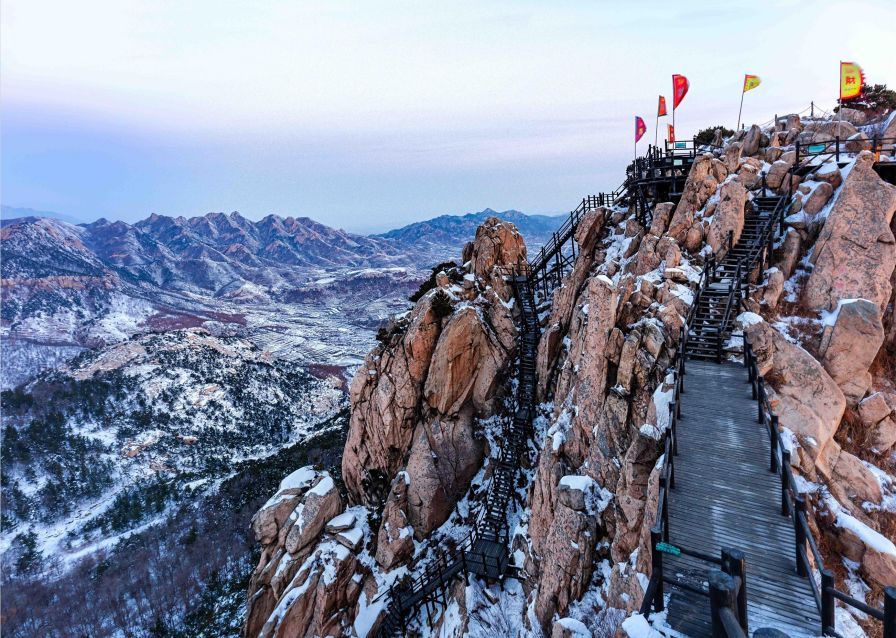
top-left (376, 208), bottom-right (564, 258)
top-left (0, 207), bottom-right (564, 386)
top-left (0, 205), bottom-right (88, 225)
top-left (2, 207), bottom-right (562, 272)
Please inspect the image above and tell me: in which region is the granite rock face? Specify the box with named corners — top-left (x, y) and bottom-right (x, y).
top-left (804, 152), bottom-right (896, 314)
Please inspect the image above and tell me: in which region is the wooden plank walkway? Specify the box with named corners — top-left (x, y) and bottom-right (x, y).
top-left (662, 360), bottom-right (820, 638)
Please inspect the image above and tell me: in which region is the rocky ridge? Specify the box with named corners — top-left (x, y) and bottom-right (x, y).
top-left (245, 109), bottom-right (896, 637)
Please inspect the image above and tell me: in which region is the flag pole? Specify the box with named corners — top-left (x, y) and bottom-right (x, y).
top-left (736, 82), bottom-right (745, 131)
top-left (838, 61), bottom-right (843, 133)
top-left (654, 116), bottom-right (659, 148)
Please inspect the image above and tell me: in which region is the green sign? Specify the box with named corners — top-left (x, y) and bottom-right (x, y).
top-left (675, 141), bottom-right (687, 149)
top-left (656, 542), bottom-right (681, 556)
top-left (807, 144), bottom-right (826, 154)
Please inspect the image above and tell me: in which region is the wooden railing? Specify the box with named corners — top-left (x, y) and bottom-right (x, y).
top-left (743, 335), bottom-right (896, 638)
top-left (639, 328), bottom-right (750, 638)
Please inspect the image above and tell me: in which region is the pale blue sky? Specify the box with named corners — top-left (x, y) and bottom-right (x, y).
top-left (2, 0), bottom-right (894, 232)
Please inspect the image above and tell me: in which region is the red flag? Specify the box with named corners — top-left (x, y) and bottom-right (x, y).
top-left (672, 74), bottom-right (689, 109)
top-left (635, 116), bottom-right (647, 142)
top-left (658, 95), bottom-right (667, 117)
top-left (667, 124), bottom-right (675, 143)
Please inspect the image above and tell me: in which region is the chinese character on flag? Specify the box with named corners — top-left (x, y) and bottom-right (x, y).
top-left (840, 61), bottom-right (864, 101)
top-left (658, 96), bottom-right (667, 117)
top-left (672, 74), bottom-right (689, 109)
top-left (635, 116), bottom-right (647, 142)
top-left (667, 124), bottom-right (675, 143)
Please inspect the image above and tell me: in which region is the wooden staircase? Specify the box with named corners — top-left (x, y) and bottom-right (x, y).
top-left (686, 194), bottom-right (785, 361)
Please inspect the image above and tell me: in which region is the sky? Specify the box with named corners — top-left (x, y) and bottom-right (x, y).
top-left (2, 0), bottom-right (894, 233)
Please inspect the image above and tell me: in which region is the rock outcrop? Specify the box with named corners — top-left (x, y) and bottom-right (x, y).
top-left (818, 299), bottom-right (885, 403)
top-left (706, 179), bottom-right (748, 252)
top-left (342, 217), bottom-right (519, 539)
top-left (744, 320), bottom-right (845, 463)
top-left (804, 151), bottom-right (896, 314)
top-left (245, 469), bottom-right (367, 638)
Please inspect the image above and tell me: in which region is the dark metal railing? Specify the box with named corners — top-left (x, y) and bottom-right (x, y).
top-left (795, 135), bottom-right (896, 165)
top-left (743, 335), bottom-right (896, 638)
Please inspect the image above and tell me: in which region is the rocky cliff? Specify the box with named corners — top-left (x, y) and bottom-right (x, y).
top-left (244, 109), bottom-right (896, 637)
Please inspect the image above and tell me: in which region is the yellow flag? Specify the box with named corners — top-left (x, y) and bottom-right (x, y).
top-left (840, 61), bottom-right (864, 100)
top-left (743, 75), bottom-right (761, 93)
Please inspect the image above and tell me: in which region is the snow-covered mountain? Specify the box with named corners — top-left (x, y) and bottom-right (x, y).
top-left (1, 209), bottom-right (562, 387)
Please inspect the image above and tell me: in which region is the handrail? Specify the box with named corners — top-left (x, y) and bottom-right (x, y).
top-left (795, 135), bottom-right (896, 165)
top-left (743, 334), bottom-right (896, 637)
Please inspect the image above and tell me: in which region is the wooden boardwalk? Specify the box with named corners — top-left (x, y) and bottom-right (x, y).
top-left (662, 360), bottom-right (820, 638)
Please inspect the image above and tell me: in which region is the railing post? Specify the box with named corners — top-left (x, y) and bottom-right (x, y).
top-left (650, 528), bottom-right (665, 612)
top-left (722, 548), bottom-right (748, 635)
top-left (757, 378), bottom-right (765, 424)
top-left (884, 587), bottom-right (896, 638)
top-left (820, 568), bottom-right (835, 635)
top-left (660, 480), bottom-right (672, 541)
top-left (709, 571), bottom-right (737, 638)
top-left (770, 415), bottom-right (779, 473)
top-left (835, 135), bottom-right (840, 162)
top-left (781, 449), bottom-right (791, 515)
top-left (669, 403), bottom-right (678, 456)
top-left (794, 495), bottom-right (808, 577)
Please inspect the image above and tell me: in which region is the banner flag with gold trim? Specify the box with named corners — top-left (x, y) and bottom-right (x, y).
top-left (743, 74), bottom-right (761, 93)
top-left (667, 124), bottom-right (675, 143)
top-left (672, 74), bottom-right (689, 109)
top-left (840, 61), bottom-right (864, 101)
top-left (658, 95), bottom-right (668, 117)
top-left (635, 116), bottom-right (647, 142)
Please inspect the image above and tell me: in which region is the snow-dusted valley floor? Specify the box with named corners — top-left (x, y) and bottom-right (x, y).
top-left (1, 265), bottom-right (423, 388)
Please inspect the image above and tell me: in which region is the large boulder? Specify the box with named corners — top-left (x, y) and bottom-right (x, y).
top-left (801, 119), bottom-right (858, 142)
top-left (258, 541), bottom-right (362, 638)
top-left (667, 155), bottom-right (726, 245)
top-left (858, 392), bottom-right (896, 454)
top-left (342, 294), bottom-right (441, 504)
top-left (252, 467), bottom-right (320, 546)
top-left (470, 216), bottom-right (527, 287)
top-left (818, 299), bottom-right (885, 403)
top-left (423, 305), bottom-right (510, 415)
top-left (745, 321), bottom-right (845, 462)
top-left (802, 182), bottom-right (834, 216)
top-left (375, 473), bottom-right (414, 569)
top-left (742, 124), bottom-right (763, 156)
top-left (533, 475), bottom-right (608, 628)
top-left (820, 443), bottom-right (882, 505)
top-left (284, 476), bottom-right (343, 554)
top-left (404, 410), bottom-right (483, 536)
top-left (575, 207), bottom-right (609, 253)
top-left (804, 152), bottom-right (896, 314)
top-left (837, 107), bottom-right (866, 126)
top-left (648, 202), bottom-right (675, 237)
top-left (706, 180), bottom-right (748, 252)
